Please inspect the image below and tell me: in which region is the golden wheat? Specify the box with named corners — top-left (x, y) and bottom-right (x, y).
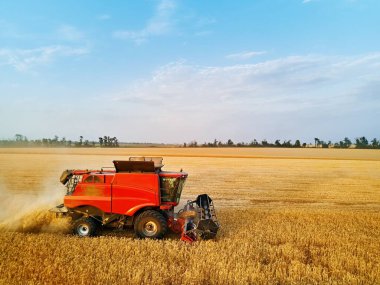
top-left (0, 148), bottom-right (379, 284)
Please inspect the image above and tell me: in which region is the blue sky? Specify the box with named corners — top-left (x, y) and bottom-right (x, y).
top-left (0, 0), bottom-right (379, 143)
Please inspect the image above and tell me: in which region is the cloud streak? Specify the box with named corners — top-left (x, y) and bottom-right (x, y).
top-left (112, 53), bottom-right (380, 141)
top-left (113, 0), bottom-right (177, 44)
top-left (57, 25), bottom-right (84, 41)
top-left (97, 14), bottom-right (111, 21)
top-left (0, 45), bottom-right (89, 71)
top-left (226, 51), bottom-right (267, 60)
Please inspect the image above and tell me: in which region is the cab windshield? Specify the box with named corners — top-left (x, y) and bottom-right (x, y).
top-left (160, 177), bottom-right (186, 203)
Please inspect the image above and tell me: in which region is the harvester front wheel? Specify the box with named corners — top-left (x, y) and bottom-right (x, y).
top-left (73, 217), bottom-right (97, 237)
top-left (134, 210), bottom-right (167, 239)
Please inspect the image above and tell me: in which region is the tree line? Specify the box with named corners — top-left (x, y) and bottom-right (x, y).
top-left (0, 134), bottom-right (120, 148)
top-left (1, 134), bottom-right (379, 149)
top-left (184, 136), bottom-right (380, 149)
top-left (99, 136), bottom-right (119, 147)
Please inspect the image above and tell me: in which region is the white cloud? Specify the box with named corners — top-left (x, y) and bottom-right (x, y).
top-left (0, 19), bottom-right (36, 40)
top-left (97, 14), bottom-right (111, 21)
top-left (0, 46), bottom-right (89, 71)
top-left (195, 17), bottom-right (217, 28)
top-left (111, 53), bottom-right (380, 141)
top-left (57, 25), bottom-right (84, 41)
top-left (113, 0), bottom-right (177, 44)
top-left (226, 51), bottom-right (267, 60)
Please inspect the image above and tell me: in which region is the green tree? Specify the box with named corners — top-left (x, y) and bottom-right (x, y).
top-left (282, 140), bottom-right (292, 147)
top-left (343, 137), bottom-right (352, 148)
top-left (314, 138), bottom-right (320, 148)
top-left (15, 134), bottom-right (23, 141)
top-left (371, 138), bottom-right (379, 148)
top-left (355, 136), bottom-right (369, 148)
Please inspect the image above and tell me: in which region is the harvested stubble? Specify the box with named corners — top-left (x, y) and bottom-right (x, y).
top-left (0, 148), bottom-right (380, 284)
top-left (1, 209), bottom-right (379, 284)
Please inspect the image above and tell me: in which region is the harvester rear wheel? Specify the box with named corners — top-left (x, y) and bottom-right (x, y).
top-left (73, 217), bottom-right (97, 237)
top-left (134, 210), bottom-right (167, 239)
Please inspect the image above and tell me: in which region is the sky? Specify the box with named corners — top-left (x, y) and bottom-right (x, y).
top-left (0, 0), bottom-right (379, 144)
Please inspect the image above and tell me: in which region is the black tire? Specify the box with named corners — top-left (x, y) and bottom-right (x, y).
top-left (73, 217), bottom-right (97, 237)
top-left (134, 210), bottom-right (168, 239)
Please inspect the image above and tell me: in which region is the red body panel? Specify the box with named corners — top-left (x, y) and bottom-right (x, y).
top-left (111, 173), bottom-right (160, 216)
top-left (64, 175), bottom-right (111, 212)
top-left (64, 169), bottom-right (187, 217)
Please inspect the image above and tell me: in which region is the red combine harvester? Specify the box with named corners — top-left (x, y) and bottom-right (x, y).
top-left (51, 157), bottom-right (219, 242)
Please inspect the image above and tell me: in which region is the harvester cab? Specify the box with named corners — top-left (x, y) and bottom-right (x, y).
top-left (51, 157), bottom-right (220, 243)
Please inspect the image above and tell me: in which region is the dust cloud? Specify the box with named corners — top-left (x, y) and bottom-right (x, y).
top-left (0, 179), bottom-right (71, 233)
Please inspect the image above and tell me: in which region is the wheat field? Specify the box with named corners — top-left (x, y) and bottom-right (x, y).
top-left (0, 148), bottom-right (380, 284)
